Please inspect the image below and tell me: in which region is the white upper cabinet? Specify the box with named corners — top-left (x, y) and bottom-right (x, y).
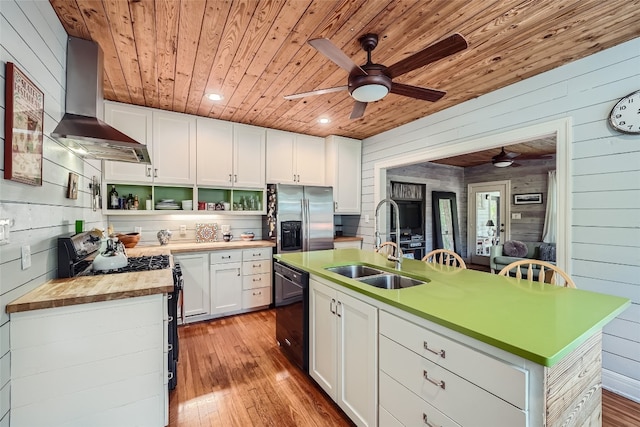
top-left (103, 101), bottom-right (153, 182)
top-left (325, 135), bottom-right (362, 214)
top-left (196, 118), bottom-right (234, 187)
top-left (266, 129), bottom-right (325, 185)
top-left (233, 124), bottom-right (266, 188)
top-left (197, 119), bottom-right (265, 188)
top-left (152, 110), bottom-right (197, 185)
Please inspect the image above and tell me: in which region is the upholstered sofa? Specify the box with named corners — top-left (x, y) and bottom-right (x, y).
top-left (489, 241), bottom-right (556, 274)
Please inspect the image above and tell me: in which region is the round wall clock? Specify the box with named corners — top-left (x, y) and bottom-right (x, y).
top-left (609, 90), bottom-right (640, 134)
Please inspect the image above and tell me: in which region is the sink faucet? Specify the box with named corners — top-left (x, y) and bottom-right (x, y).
top-left (374, 198), bottom-right (403, 269)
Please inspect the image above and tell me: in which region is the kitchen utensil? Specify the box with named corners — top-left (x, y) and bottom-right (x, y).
top-left (116, 232), bottom-right (140, 248)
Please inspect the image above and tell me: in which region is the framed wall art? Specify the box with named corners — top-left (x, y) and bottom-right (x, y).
top-left (4, 62), bottom-right (44, 186)
top-left (513, 193), bottom-right (543, 205)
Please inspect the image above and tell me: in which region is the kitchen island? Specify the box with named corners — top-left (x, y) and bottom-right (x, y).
top-left (275, 249), bottom-right (630, 427)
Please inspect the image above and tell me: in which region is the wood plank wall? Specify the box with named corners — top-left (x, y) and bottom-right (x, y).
top-left (0, 2), bottom-right (105, 424)
top-left (359, 38), bottom-right (640, 400)
top-left (387, 163), bottom-right (466, 254)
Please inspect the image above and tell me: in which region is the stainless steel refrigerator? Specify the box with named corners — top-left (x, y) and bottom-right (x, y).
top-left (264, 184), bottom-right (334, 254)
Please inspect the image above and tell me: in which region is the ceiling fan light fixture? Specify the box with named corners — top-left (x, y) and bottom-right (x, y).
top-left (493, 159), bottom-right (513, 168)
top-left (351, 84), bottom-right (389, 102)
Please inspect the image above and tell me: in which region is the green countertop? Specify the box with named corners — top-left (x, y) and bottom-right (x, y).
top-left (275, 249), bottom-right (630, 367)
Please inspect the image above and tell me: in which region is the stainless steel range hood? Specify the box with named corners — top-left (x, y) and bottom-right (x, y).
top-left (51, 37), bottom-right (150, 164)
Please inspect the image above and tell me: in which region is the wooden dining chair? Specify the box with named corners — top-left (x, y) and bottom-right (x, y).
top-left (375, 241), bottom-right (399, 258)
top-left (421, 249), bottom-right (467, 269)
top-left (498, 259), bottom-right (576, 288)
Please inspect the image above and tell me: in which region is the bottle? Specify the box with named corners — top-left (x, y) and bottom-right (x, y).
top-left (146, 194), bottom-right (152, 210)
top-left (133, 195), bottom-right (139, 210)
top-left (110, 185), bottom-right (119, 209)
top-left (127, 193), bottom-right (134, 210)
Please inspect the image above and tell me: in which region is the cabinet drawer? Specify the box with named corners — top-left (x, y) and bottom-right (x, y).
top-left (242, 259), bottom-right (271, 275)
top-left (380, 371), bottom-right (460, 427)
top-left (379, 406), bottom-right (403, 427)
top-left (242, 248), bottom-right (271, 261)
top-left (379, 310), bottom-right (527, 409)
top-left (380, 335), bottom-right (526, 427)
top-left (243, 272), bottom-right (271, 290)
top-left (210, 250), bottom-right (242, 264)
top-left (242, 287), bottom-right (271, 308)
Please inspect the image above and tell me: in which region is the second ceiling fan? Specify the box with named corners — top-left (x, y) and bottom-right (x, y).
top-left (284, 33), bottom-right (468, 119)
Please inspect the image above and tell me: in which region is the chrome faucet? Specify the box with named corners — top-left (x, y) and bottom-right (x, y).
top-left (374, 198), bottom-right (403, 269)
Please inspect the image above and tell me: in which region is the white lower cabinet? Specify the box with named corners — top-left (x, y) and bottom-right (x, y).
top-left (210, 251), bottom-right (243, 315)
top-left (309, 278), bottom-right (377, 427)
top-left (241, 248), bottom-right (272, 309)
top-left (175, 252), bottom-right (210, 319)
top-left (378, 311), bottom-right (527, 427)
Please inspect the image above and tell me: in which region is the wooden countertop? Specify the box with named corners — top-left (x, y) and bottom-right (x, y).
top-left (6, 240), bottom-right (275, 314)
top-left (334, 236), bottom-right (363, 242)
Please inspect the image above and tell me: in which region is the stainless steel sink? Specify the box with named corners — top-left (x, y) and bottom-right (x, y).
top-left (357, 274), bottom-right (424, 290)
top-left (325, 265), bottom-right (385, 279)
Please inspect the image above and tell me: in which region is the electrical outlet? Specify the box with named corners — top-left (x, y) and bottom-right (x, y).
top-left (134, 226), bottom-right (142, 234)
top-left (179, 225), bottom-right (187, 236)
top-left (0, 218), bottom-right (10, 245)
top-left (512, 213), bottom-right (522, 220)
top-left (21, 245), bottom-right (31, 270)
top-left (365, 214), bottom-right (370, 223)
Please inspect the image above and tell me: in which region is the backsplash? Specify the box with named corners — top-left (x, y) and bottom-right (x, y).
top-left (106, 213), bottom-right (263, 245)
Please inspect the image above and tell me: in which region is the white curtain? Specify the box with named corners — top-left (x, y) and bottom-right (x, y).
top-left (542, 170), bottom-right (557, 243)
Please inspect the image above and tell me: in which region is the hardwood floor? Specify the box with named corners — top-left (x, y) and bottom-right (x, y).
top-left (170, 310), bottom-right (640, 427)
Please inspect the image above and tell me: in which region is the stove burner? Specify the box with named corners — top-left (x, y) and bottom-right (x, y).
top-left (83, 255), bottom-right (171, 275)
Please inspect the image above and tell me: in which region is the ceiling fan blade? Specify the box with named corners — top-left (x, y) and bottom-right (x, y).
top-left (308, 38), bottom-right (367, 76)
top-left (350, 101), bottom-right (367, 119)
top-left (514, 153), bottom-right (554, 160)
top-left (390, 82), bottom-right (446, 102)
top-left (283, 85), bottom-right (348, 100)
top-left (386, 33), bottom-right (468, 79)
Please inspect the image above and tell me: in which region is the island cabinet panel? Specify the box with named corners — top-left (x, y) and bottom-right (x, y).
top-left (309, 278), bottom-right (377, 427)
top-left (10, 295), bottom-right (166, 427)
top-left (379, 310), bottom-right (527, 410)
top-left (379, 335), bottom-right (526, 426)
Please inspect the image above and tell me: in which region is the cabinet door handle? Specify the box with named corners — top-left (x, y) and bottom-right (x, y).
top-left (146, 167), bottom-right (152, 177)
top-left (237, 268), bottom-right (241, 276)
top-left (423, 370), bottom-right (445, 389)
top-left (336, 301), bottom-right (342, 317)
top-left (234, 174), bottom-right (238, 182)
top-left (154, 168), bottom-right (158, 178)
top-left (330, 298), bottom-right (336, 314)
top-left (423, 341), bottom-right (446, 358)
top-left (284, 338), bottom-right (291, 346)
top-left (229, 174), bottom-right (232, 182)
top-left (334, 201), bottom-right (337, 211)
top-left (168, 372), bottom-right (174, 381)
top-left (423, 413), bottom-right (442, 427)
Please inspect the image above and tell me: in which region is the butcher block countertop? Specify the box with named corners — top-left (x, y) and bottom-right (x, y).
top-left (5, 240), bottom-right (275, 314)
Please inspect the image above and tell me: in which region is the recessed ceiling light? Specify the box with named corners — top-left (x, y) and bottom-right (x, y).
top-left (318, 117), bottom-right (330, 124)
top-left (206, 93), bottom-right (224, 101)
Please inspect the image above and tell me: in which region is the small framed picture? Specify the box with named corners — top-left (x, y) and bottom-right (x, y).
top-left (513, 193), bottom-right (542, 205)
top-left (67, 172), bottom-right (79, 199)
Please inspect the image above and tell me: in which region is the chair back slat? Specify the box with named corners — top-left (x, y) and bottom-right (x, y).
top-left (498, 259), bottom-right (576, 288)
top-left (422, 249), bottom-right (467, 269)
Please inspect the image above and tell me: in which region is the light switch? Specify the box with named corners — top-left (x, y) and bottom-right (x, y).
top-left (179, 225), bottom-right (187, 236)
top-left (365, 214), bottom-right (370, 223)
top-left (0, 218), bottom-right (10, 245)
top-left (21, 245), bottom-right (31, 269)
top-left (512, 213), bottom-right (522, 220)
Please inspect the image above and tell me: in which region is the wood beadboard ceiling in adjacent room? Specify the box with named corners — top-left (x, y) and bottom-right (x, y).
top-left (49, 0), bottom-right (640, 142)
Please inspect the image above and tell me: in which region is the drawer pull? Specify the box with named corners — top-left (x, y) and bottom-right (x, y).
top-left (423, 370), bottom-right (445, 389)
top-left (253, 291), bottom-right (262, 296)
top-left (253, 253), bottom-right (261, 257)
top-left (284, 338), bottom-right (291, 346)
top-left (423, 341), bottom-right (446, 358)
top-left (222, 255), bottom-right (231, 259)
top-left (423, 413), bottom-right (441, 427)
top-left (253, 277), bottom-right (262, 282)
top-left (253, 263), bottom-right (261, 268)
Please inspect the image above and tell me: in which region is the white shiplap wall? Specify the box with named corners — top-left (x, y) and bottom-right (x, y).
top-left (0, 2), bottom-right (105, 425)
top-left (360, 38), bottom-right (640, 400)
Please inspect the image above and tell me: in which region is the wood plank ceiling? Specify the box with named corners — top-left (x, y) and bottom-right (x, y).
top-left (49, 0), bottom-right (640, 144)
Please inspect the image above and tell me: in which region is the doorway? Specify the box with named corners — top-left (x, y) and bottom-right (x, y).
top-left (468, 181), bottom-right (510, 265)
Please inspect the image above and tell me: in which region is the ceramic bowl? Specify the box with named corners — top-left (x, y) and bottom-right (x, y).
top-left (116, 232), bottom-right (141, 248)
top-left (240, 232), bottom-right (255, 241)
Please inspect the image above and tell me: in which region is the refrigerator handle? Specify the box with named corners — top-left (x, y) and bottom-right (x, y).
top-left (301, 198), bottom-right (307, 251)
top-left (304, 198), bottom-right (311, 251)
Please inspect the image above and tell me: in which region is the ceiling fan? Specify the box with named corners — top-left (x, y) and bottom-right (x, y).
top-left (284, 33), bottom-right (468, 119)
top-left (492, 147), bottom-right (553, 167)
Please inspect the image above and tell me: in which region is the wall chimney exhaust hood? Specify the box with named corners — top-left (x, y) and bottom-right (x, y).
top-left (51, 37), bottom-right (150, 164)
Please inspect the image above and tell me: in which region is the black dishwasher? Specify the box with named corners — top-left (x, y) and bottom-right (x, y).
top-left (274, 260), bottom-right (309, 372)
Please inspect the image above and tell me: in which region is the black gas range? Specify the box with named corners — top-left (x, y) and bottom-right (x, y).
top-left (57, 231), bottom-right (182, 390)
